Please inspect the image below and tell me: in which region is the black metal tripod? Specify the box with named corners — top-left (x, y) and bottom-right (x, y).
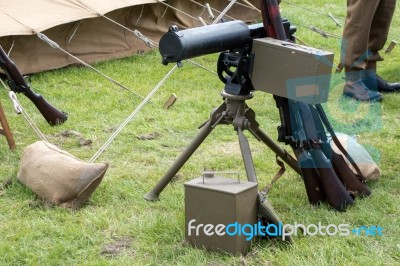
top-left (144, 90), bottom-right (301, 201)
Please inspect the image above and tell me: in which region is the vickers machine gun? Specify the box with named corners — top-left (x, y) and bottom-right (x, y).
top-left (144, 19), bottom-right (371, 243)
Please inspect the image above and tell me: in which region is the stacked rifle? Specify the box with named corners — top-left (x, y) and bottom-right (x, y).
top-left (261, 0), bottom-right (370, 211)
top-left (276, 98), bottom-right (370, 211)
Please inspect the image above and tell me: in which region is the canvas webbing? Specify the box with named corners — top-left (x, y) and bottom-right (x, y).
top-left (2, 80), bottom-right (77, 157)
top-left (260, 156), bottom-right (286, 195)
top-left (315, 104), bottom-right (367, 182)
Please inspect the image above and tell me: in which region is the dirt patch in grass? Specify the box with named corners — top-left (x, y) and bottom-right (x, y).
top-left (136, 131), bottom-right (160, 140)
top-left (100, 236), bottom-right (135, 258)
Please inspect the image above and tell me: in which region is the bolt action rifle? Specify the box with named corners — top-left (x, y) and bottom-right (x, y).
top-left (0, 45), bottom-right (67, 126)
top-left (260, 0), bottom-right (370, 211)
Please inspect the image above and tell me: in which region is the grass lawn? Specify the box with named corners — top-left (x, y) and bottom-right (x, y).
top-left (1, 0), bottom-right (399, 265)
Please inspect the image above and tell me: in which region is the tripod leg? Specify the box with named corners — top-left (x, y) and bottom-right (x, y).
top-left (242, 108), bottom-right (301, 175)
top-left (144, 119), bottom-right (215, 201)
top-left (251, 127), bottom-right (301, 176)
top-left (238, 128), bottom-right (257, 183)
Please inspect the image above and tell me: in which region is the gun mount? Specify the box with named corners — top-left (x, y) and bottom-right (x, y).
top-left (159, 20), bottom-right (333, 104)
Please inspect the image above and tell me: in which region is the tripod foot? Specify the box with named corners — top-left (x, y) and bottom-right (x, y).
top-left (143, 191), bottom-right (159, 201)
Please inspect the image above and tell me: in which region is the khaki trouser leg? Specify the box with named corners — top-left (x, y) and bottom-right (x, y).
top-left (341, 0), bottom-right (380, 71)
top-left (367, 0), bottom-right (396, 69)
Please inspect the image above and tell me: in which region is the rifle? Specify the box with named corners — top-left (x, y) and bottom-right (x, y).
top-left (310, 104), bottom-right (371, 197)
top-left (260, 0), bottom-right (370, 210)
top-left (0, 45), bottom-right (67, 126)
top-left (291, 101), bottom-right (354, 211)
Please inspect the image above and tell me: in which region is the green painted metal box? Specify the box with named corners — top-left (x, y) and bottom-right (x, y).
top-left (184, 175), bottom-right (258, 255)
top-left (251, 37), bottom-right (334, 104)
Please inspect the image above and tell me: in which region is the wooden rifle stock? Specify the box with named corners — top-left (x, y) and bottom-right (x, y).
top-left (309, 149), bottom-right (354, 211)
top-left (308, 105), bottom-right (371, 198)
top-left (331, 151), bottom-right (371, 197)
top-left (0, 46), bottom-right (67, 126)
top-left (274, 97), bottom-right (326, 205)
top-left (293, 148), bottom-right (325, 204)
top-left (296, 102), bottom-right (354, 211)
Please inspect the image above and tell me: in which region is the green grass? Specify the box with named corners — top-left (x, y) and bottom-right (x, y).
top-left (1, 0), bottom-right (400, 265)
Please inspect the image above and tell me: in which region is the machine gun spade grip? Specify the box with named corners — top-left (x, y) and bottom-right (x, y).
top-left (0, 46), bottom-right (67, 126)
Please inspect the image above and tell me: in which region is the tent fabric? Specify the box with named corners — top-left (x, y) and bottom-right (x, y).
top-left (0, 0), bottom-right (159, 36)
top-left (0, 0), bottom-right (261, 74)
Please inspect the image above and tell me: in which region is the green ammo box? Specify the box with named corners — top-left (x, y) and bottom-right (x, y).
top-left (184, 175), bottom-right (258, 255)
top-left (251, 37), bottom-right (335, 104)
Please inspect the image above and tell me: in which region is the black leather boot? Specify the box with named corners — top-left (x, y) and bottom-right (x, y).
top-left (343, 71), bottom-right (383, 102)
top-left (363, 64), bottom-right (400, 93)
top-left (376, 75), bottom-right (400, 93)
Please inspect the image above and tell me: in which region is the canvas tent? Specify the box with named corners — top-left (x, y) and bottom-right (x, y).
top-left (0, 0), bottom-right (261, 74)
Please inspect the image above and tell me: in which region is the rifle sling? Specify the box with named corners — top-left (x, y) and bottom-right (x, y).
top-left (260, 155), bottom-right (286, 195)
top-left (315, 104), bottom-right (366, 182)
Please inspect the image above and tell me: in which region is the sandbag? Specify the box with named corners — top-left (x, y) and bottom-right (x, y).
top-left (17, 141), bottom-right (108, 209)
top-left (330, 133), bottom-right (380, 181)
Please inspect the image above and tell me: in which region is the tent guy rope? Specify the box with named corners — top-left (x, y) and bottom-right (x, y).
top-left (89, 0), bottom-right (241, 162)
top-left (80, 1), bottom-right (157, 48)
top-left (36, 33), bottom-right (145, 100)
top-left (89, 65), bottom-right (178, 163)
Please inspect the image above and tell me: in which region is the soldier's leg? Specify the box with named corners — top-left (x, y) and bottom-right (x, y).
top-left (365, 0), bottom-right (399, 93)
top-left (341, 0), bottom-right (384, 101)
